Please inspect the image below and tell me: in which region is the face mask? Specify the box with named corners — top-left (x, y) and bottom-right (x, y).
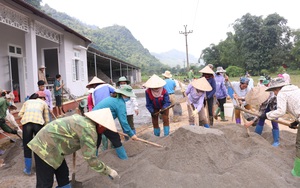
top-left (124, 98), bottom-right (130, 102)
top-left (8, 101), bottom-right (12, 106)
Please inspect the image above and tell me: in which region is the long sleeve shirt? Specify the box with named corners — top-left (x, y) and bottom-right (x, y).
top-left (92, 84), bottom-right (115, 106)
top-left (125, 97), bottom-right (138, 115)
top-left (44, 89), bottom-right (53, 110)
top-left (215, 74), bottom-right (227, 99)
top-left (145, 89), bottom-right (171, 114)
top-left (27, 114), bottom-right (111, 175)
top-left (18, 98), bottom-right (49, 125)
top-left (93, 96), bottom-right (134, 137)
top-left (267, 85), bottom-right (300, 121)
top-left (205, 77), bottom-right (216, 99)
top-left (0, 98), bottom-right (9, 119)
top-left (185, 83), bottom-right (206, 112)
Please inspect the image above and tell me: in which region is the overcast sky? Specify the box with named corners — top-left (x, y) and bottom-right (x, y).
top-left (42, 0), bottom-right (300, 58)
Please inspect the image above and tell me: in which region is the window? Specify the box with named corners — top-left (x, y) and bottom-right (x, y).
top-left (72, 50), bottom-right (84, 81)
top-left (8, 45), bottom-right (22, 55)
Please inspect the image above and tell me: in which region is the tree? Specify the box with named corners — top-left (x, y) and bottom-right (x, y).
top-left (25, 0), bottom-right (42, 9)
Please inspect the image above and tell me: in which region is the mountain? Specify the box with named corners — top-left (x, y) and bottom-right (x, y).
top-left (41, 4), bottom-right (170, 74)
top-left (151, 49), bottom-right (200, 68)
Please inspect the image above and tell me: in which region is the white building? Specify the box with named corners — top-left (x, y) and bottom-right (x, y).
top-left (0, 0), bottom-right (91, 102)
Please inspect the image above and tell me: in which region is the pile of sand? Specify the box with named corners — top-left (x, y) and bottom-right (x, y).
top-left (0, 123), bottom-right (299, 188)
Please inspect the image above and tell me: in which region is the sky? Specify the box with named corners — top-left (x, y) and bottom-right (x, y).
top-left (42, 0), bottom-right (300, 58)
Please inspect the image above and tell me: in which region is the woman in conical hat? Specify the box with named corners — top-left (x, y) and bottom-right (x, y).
top-left (214, 66), bottom-right (228, 121)
top-left (199, 65), bottom-right (216, 126)
top-left (185, 77), bottom-right (212, 128)
top-left (144, 74), bottom-right (171, 137)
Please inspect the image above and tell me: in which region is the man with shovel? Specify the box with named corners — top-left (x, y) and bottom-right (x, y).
top-left (260, 77), bottom-right (300, 177)
top-left (27, 108), bottom-right (119, 188)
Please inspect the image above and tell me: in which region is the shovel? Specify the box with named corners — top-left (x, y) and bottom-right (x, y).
top-left (0, 131), bottom-right (16, 143)
top-left (71, 152), bottom-right (83, 188)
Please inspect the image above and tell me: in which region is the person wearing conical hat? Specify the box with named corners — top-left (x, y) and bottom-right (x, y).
top-left (244, 81), bottom-right (280, 147)
top-left (214, 66), bottom-right (228, 122)
top-left (225, 76), bottom-right (252, 124)
top-left (258, 77), bottom-right (300, 177)
top-left (185, 77), bottom-right (212, 127)
top-left (92, 77), bottom-right (116, 107)
top-left (86, 76), bottom-right (106, 111)
top-left (116, 76), bottom-right (138, 138)
top-left (162, 71), bottom-right (178, 122)
top-left (144, 74), bottom-right (171, 136)
top-left (199, 65), bottom-right (216, 126)
top-left (27, 108), bottom-right (119, 187)
top-left (93, 85), bottom-right (138, 160)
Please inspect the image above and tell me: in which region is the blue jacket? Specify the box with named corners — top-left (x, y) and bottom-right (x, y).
top-left (205, 77), bottom-right (216, 99)
top-left (145, 88), bottom-right (171, 114)
top-left (93, 97), bottom-right (134, 137)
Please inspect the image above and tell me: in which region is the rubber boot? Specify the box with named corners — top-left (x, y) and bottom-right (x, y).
top-left (235, 118), bottom-right (241, 124)
top-left (115, 146), bottom-right (128, 160)
top-left (56, 183), bottom-right (71, 188)
top-left (23, 158), bottom-right (32, 175)
top-left (204, 124), bottom-right (210, 128)
top-left (272, 129), bottom-right (280, 147)
top-left (220, 112), bottom-right (228, 121)
top-left (291, 157), bottom-right (300, 177)
top-left (255, 125), bottom-right (264, 135)
top-left (209, 116), bottom-right (214, 126)
top-left (154, 128), bottom-right (160, 137)
top-left (214, 107), bottom-right (220, 120)
top-left (163, 126), bottom-right (170, 136)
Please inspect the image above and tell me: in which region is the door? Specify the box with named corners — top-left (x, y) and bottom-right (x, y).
top-left (9, 57), bottom-right (21, 102)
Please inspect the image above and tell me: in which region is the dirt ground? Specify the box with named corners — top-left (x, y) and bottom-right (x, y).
top-left (0, 96), bottom-right (299, 188)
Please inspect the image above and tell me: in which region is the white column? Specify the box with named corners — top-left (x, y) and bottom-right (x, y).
top-left (24, 20), bottom-right (38, 96)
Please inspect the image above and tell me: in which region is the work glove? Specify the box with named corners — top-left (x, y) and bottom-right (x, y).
top-left (259, 113), bottom-right (267, 120)
top-left (289, 121), bottom-right (299, 129)
top-left (108, 168), bottom-right (120, 180)
top-left (192, 109), bottom-right (198, 117)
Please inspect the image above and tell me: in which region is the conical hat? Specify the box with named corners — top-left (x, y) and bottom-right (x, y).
top-left (245, 85), bottom-right (270, 105)
top-left (143, 74), bottom-right (166, 88)
top-left (191, 77), bottom-right (212, 91)
top-left (84, 108), bottom-right (117, 132)
top-left (86, 77), bottom-right (105, 88)
top-left (199, 65), bottom-right (214, 74)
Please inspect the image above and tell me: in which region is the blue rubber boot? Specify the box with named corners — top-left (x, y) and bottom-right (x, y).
top-left (115, 146), bottom-right (128, 160)
top-left (163, 126), bottom-right (170, 136)
top-left (204, 124), bottom-right (210, 128)
top-left (255, 125), bottom-right (264, 135)
top-left (154, 128), bottom-right (160, 137)
top-left (23, 158), bottom-right (32, 175)
top-left (291, 157), bottom-right (300, 177)
top-left (235, 118), bottom-right (241, 124)
top-left (272, 129), bottom-right (280, 147)
top-left (56, 183), bottom-right (71, 188)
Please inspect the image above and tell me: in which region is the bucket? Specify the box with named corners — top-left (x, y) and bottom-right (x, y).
top-left (224, 103), bottom-right (234, 117)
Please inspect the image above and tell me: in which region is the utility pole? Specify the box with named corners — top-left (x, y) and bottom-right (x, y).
top-left (179, 25), bottom-right (193, 71)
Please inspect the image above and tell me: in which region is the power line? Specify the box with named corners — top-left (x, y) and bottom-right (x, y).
top-left (179, 25), bottom-right (193, 71)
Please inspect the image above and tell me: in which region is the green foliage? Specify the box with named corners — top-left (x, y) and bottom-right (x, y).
top-left (260, 69), bottom-right (269, 75)
top-left (202, 13), bottom-right (294, 75)
top-left (225, 66), bottom-right (244, 77)
top-left (24, 0), bottom-right (41, 9)
top-left (41, 4), bottom-right (169, 75)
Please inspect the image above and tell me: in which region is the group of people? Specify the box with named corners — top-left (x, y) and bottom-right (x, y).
top-left (0, 66), bottom-right (299, 188)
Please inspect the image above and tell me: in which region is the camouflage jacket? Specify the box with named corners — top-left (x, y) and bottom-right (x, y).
top-left (28, 114), bottom-right (111, 175)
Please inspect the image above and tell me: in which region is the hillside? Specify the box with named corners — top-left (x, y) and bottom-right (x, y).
top-left (42, 4), bottom-right (169, 74)
top-left (151, 49), bottom-right (199, 68)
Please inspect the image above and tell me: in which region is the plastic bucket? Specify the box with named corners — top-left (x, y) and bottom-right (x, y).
top-left (224, 103), bottom-right (234, 117)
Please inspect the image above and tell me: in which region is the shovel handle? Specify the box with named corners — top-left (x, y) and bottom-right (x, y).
top-left (118, 132), bottom-right (164, 148)
top-left (234, 105), bottom-right (291, 126)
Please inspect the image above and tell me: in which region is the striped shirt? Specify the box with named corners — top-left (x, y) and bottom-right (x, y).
top-left (18, 98), bottom-right (49, 125)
